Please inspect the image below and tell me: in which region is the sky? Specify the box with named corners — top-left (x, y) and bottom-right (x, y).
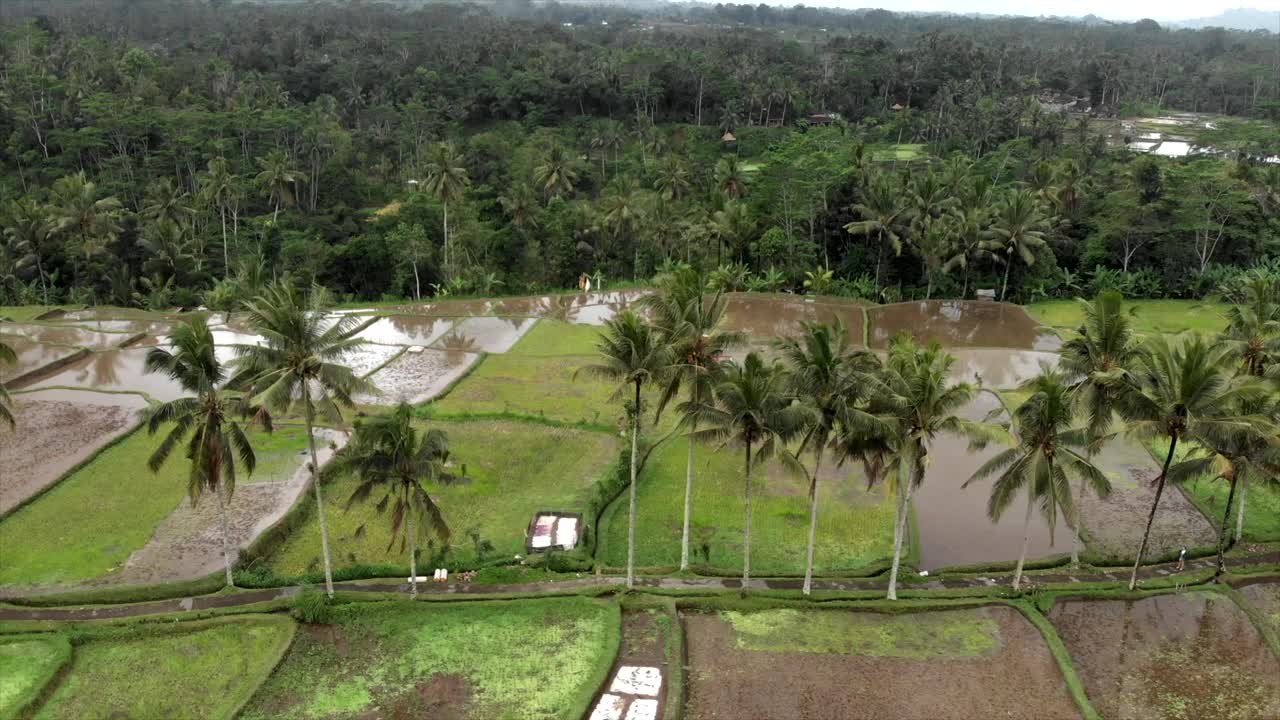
top-left (772, 1), bottom-right (1280, 23)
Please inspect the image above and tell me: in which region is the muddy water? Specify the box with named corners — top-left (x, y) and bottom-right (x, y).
top-left (720, 294), bottom-right (867, 346)
top-left (431, 317), bottom-right (535, 353)
top-left (357, 349), bottom-right (479, 405)
top-left (0, 323), bottom-right (129, 350)
top-left (390, 290), bottom-right (651, 318)
top-left (913, 393), bottom-right (1063, 570)
top-left (355, 316), bottom-right (455, 346)
top-left (1050, 593), bottom-right (1280, 719)
top-left (211, 330), bottom-right (266, 347)
top-left (53, 319), bottom-right (172, 337)
top-left (342, 345), bottom-right (404, 379)
top-left (869, 301), bottom-right (1060, 350)
top-left (0, 335), bottom-right (81, 383)
top-left (947, 349), bottom-right (1060, 389)
top-left (27, 348), bottom-right (187, 401)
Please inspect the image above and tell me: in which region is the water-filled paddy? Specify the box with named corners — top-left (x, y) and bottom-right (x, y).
top-left (720, 293), bottom-right (867, 346)
top-left (0, 335), bottom-right (80, 383)
top-left (947, 348), bottom-right (1059, 389)
top-left (1050, 592), bottom-right (1280, 720)
top-left (0, 324), bottom-right (127, 350)
top-left (354, 315), bottom-right (456, 346)
top-left (868, 300), bottom-right (1060, 350)
top-left (357, 348), bottom-right (479, 405)
top-left (27, 348), bottom-right (187, 401)
top-left (1238, 582), bottom-right (1280, 632)
top-left (431, 316), bottom-right (535, 353)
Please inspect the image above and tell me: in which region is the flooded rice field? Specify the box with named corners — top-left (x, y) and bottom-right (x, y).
top-left (1238, 582), bottom-right (1280, 632)
top-left (431, 316), bottom-right (535, 353)
top-left (0, 323), bottom-right (129, 350)
top-left (682, 606), bottom-right (1078, 720)
top-left (354, 316), bottom-right (455, 346)
top-left (50, 318), bottom-right (171, 336)
top-left (947, 348), bottom-right (1059, 389)
top-left (868, 301), bottom-right (1060, 350)
top-left (26, 348), bottom-right (187, 402)
top-left (0, 335), bottom-right (81, 383)
top-left (389, 289), bottom-right (651, 318)
top-left (0, 389), bottom-right (148, 515)
top-left (342, 344), bottom-right (404, 379)
top-left (1076, 441), bottom-right (1218, 560)
top-left (357, 349), bottom-right (480, 405)
top-left (720, 293), bottom-right (867, 345)
top-left (1050, 592), bottom-right (1280, 719)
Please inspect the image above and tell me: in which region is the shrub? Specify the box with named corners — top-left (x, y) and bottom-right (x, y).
top-left (289, 586), bottom-right (334, 624)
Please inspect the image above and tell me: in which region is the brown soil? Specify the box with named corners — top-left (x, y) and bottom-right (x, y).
top-left (1049, 593), bottom-right (1280, 720)
top-left (0, 390), bottom-right (147, 514)
top-left (682, 606), bottom-right (1078, 720)
top-left (868, 300), bottom-right (1060, 350)
top-left (1238, 582), bottom-right (1280, 632)
top-left (357, 349), bottom-right (480, 405)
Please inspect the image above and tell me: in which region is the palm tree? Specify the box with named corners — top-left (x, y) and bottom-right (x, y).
top-left (844, 172), bottom-right (907, 295)
top-left (714, 156), bottom-right (748, 200)
top-left (1058, 290), bottom-right (1140, 567)
top-left (255, 150), bottom-right (303, 226)
top-left (643, 268), bottom-right (744, 571)
top-left (0, 339), bottom-right (15, 428)
top-left (965, 369), bottom-right (1110, 590)
top-left (49, 172), bottom-right (123, 278)
top-left (229, 282), bottom-right (375, 597)
top-left (3, 198), bottom-right (55, 303)
top-left (576, 311), bottom-right (672, 589)
top-left (691, 353), bottom-right (808, 587)
top-left (498, 182), bottom-right (540, 233)
top-left (778, 320), bottom-right (881, 595)
top-left (599, 178), bottom-right (647, 246)
top-left (330, 402), bottom-right (461, 598)
top-left (141, 177), bottom-right (195, 230)
top-left (654, 156), bottom-right (692, 202)
top-left (422, 142), bottom-right (470, 275)
top-left (198, 158), bottom-right (236, 277)
top-left (987, 189), bottom-right (1050, 302)
top-left (533, 145), bottom-right (580, 201)
top-left (711, 201), bottom-right (756, 265)
top-left (941, 205), bottom-right (995, 300)
top-left (876, 337), bottom-right (978, 600)
top-left (1118, 335), bottom-right (1267, 590)
top-left (144, 318), bottom-right (269, 587)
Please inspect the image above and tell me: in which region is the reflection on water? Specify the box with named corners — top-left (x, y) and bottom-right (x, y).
top-left (0, 335), bottom-right (82, 382)
top-left (431, 316), bottom-right (535, 353)
top-left (720, 293), bottom-right (867, 345)
top-left (211, 330), bottom-right (267, 347)
top-left (355, 316), bottom-right (455, 346)
top-left (28, 348), bottom-right (187, 401)
top-left (0, 323), bottom-right (129, 350)
top-left (947, 349), bottom-right (1060, 389)
top-left (390, 290), bottom-right (652, 318)
top-left (869, 301), bottom-right (1059, 350)
top-left (358, 349), bottom-right (480, 405)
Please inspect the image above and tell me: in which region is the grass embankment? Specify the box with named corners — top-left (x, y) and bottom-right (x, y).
top-left (0, 636), bottom-right (71, 719)
top-left (0, 426), bottom-right (310, 587)
top-left (264, 419), bottom-right (619, 576)
top-left (1026, 299), bottom-right (1230, 337)
top-left (29, 615), bottom-right (294, 720)
top-left (432, 353), bottom-right (621, 427)
top-left (1181, 474), bottom-right (1280, 543)
top-left (240, 597), bottom-right (619, 720)
top-left (724, 607), bottom-right (998, 656)
top-left (507, 319), bottom-right (603, 356)
top-left (0, 306), bottom-right (59, 322)
top-left (602, 436), bottom-right (896, 575)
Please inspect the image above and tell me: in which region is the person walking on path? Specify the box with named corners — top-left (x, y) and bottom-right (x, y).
top-left (1176, 546), bottom-right (1187, 572)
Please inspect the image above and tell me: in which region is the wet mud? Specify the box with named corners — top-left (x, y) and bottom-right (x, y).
top-left (357, 349), bottom-right (480, 405)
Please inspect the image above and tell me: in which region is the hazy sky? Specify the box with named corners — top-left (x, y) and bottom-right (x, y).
top-left (778, 1), bottom-right (1280, 23)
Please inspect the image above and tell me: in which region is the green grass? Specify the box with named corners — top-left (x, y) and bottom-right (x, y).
top-left (432, 353), bottom-right (624, 426)
top-left (0, 425), bottom-right (311, 587)
top-left (33, 616), bottom-right (295, 720)
top-left (239, 598), bottom-right (619, 720)
top-left (1181, 474), bottom-right (1280, 543)
top-left (507, 319), bottom-right (603, 356)
top-left (0, 305), bottom-right (59, 321)
top-left (265, 419), bottom-right (619, 575)
top-left (721, 607), bottom-right (999, 657)
top-left (0, 636), bottom-right (71, 720)
top-left (868, 143), bottom-right (925, 161)
top-left (603, 436), bottom-right (897, 574)
top-left (1025, 299), bottom-right (1230, 337)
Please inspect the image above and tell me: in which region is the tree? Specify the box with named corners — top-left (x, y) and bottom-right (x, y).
top-left (387, 222), bottom-right (431, 301)
top-left (987, 189), bottom-right (1050, 301)
top-left (1057, 290), bottom-right (1141, 567)
top-left (141, 177), bottom-right (195, 231)
top-left (1118, 335), bottom-right (1265, 590)
top-left (0, 339), bottom-right (14, 428)
top-left (875, 337), bottom-right (978, 600)
top-left (49, 172), bottom-right (123, 280)
top-left (965, 369), bottom-right (1110, 590)
top-left (230, 282), bottom-right (374, 597)
top-left (143, 318), bottom-right (269, 587)
top-left (2, 198), bottom-right (55, 303)
top-left (778, 320), bottom-right (881, 594)
top-left (691, 353), bottom-right (807, 588)
top-left (255, 150), bottom-right (303, 226)
top-left (654, 156), bottom-right (692, 201)
top-left (330, 402), bottom-right (460, 598)
top-left (644, 268), bottom-right (743, 571)
top-left (198, 158), bottom-right (237, 277)
top-left (576, 310), bottom-right (672, 589)
top-left (714, 156), bottom-right (748, 200)
top-left (533, 144), bottom-right (580, 201)
top-left (422, 142), bottom-right (470, 275)
top-left (844, 172), bottom-right (907, 294)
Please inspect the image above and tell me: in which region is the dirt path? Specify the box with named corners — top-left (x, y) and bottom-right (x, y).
top-left (587, 610), bottom-right (670, 720)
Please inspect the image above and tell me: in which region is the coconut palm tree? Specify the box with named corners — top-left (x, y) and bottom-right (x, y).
top-left (421, 142), bottom-right (470, 275)
top-left (690, 353), bottom-right (808, 587)
top-left (654, 156), bottom-right (692, 202)
top-left (844, 172), bottom-right (908, 295)
top-left (229, 282), bottom-right (374, 597)
top-left (255, 150), bottom-right (303, 226)
top-left (197, 158), bottom-right (236, 277)
top-left (1118, 335), bottom-right (1267, 590)
top-left (987, 189), bottom-right (1050, 302)
top-left (0, 338), bottom-right (15, 428)
top-left (330, 402), bottom-right (462, 598)
top-left (576, 310), bottom-right (672, 588)
top-left (644, 268), bottom-right (744, 571)
top-left (778, 320), bottom-right (882, 595)
top-left (144, 318), bottom-right (269, 587)
top-left (1057, 290), bottom-right (1141, 567)
top-left (965, 369), bottom-right (1110, 590)
top-left (142, 177), bottom-right (195, 230)
top-left (3, 198), bottom-right (55, 304)
top-left (875, 336), bottom-right (978, 600)
top-left (49, 172), bottom-right (123, 282)
top-left (533, 144), bottom-right (580, 201)
top-left (714, 156), bottom-right (748, 200)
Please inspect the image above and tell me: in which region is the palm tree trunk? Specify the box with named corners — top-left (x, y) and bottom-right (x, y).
top-left (873, 228), bottom-right (884, 293)
top-left (680, 390), bottom-right (696, 571)
top-left (302, 384), bottom-right (336, 598)
top-left (1234, 479), bottom-right (1247, 544)
top-left (802, 446), bottom-right (822, 596)
top-left (220, 206), bottom-right (229, 278)
top-left (1213, 471), bottom-right (1233, 571)
top-left (887, 478), bottom-right (913, 601)
top-left (1070, 448), bottom-right (1091, 568)
top-left (1129, 434), bottom-right (1178, 591)
top-left (411, 261), bottom-right (421, 302)
top-left (1013, 491), bottom-right (1034, 591)
top-left (408, 504), bottom-right (418, 598)
top-left (217, 484), bottom-right (235, 588)
top-left (442, 202), bottom-right (450, 277)
top-left (742, 439), bottom-right (753, 588)
top-left (1001, 257), bottom-right (1012, 301)
top-left (627, 380), bottom-right (640, 589)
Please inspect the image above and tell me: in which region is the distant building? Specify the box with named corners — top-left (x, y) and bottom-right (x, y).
top-left (808, 112), bottom-right (840, 125)
top-left (1035, 90), bottom-right (1089, 114)
top-left (721, 131), bottom-right (737, 150)
top-left (890, 103), bottom-right (904, 111)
